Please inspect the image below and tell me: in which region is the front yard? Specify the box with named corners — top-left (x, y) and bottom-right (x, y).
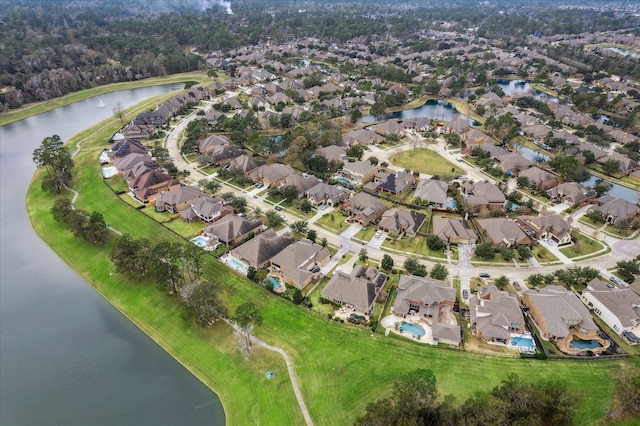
top-left (316, 211), bottom-right (351, 233)
top-left (560, 231), bottom-right (606, 259)
top-left (382, 235), bottom-right (449, 260)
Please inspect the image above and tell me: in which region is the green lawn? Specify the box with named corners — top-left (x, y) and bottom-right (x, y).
top-left (354, 225), bottom-right (377, 242)
top-left (382, 235), bottom-right (447, 259)
top-left (560, 231), bottom-right (606, 259)
top-left (389, 148), bottom-right (463, 176)
top-left (532, 244), bottom-right (558, 263)
top-left (316, 212), bottom-right (350, 233)
top-left (23, 81), bottom-right (640, 426)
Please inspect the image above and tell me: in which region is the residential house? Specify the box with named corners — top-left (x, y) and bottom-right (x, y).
top-left (182, 196), bottom-right (232, 223)
top-left (113, 153), bottom-right (157, 175)
top-left (317, 145), bottom-right (348, 165)
top-left (547, 182), bottom-right (597, 206)
top-left (517, 166), bottom-right (557, 190)
top-left (393, 275), bottom-right (456, 320)
top-left (228, 154), bottom-right (264, 174)
top-left (155, 186), bottom-right (205, 213)
top-left (414, 179), bottom-right (448, 207)
top-left (340, 160), bottom-right (378, 184)
top-left (198, 135), bottom-right (230, 156)
top-left (208, 145), bottom-right (246, 166)
top-left (431, 216), bottom-right (478, 245)
top-left (280, 173), bottom-right (321, 198)
top-left (229, 230), bottom-right (295, 269)
top-left (373, 120), bottom-right (405, 138)
top-left (597, 153), bottom-right (638, 176)
top-left (442, 116), bottom-right (470, 134)
top-left (582, 278), bottom-right (640, 337)
top-left (343, 192), bottom-right (387, 225)
top-left (268, 239), bottom-right (331, 290)
top-left (129, 170), bottom-right (180, 203)
top-left (202, 214), bottom-right (263, 247)
top-left (476, 218), bottom-right (531, 247)
top-left (461, 129), bottom-right (495, 147)
top-left (304, 182), bottom-right (351, 207)
top-left (321, 266), bottom-right (388, 313)
top-left (462, 181), bottom-right (506, 210)
top-left (469, 284), bottom-right (526, 345)
top-left (377, 208), bottom-right (426, 237)
top-left (373, 171), bottom-right (416, 196)
top-left (247, 164), bottom-right (295, 186)
top-left (401, 117), bottom-right (431, 132)
top-left (516, 214), bottom-right (572, 245)
top-left (588, 197), bottom-right (640, 224)
top-left (107, 139), bottom-right (147, 161)
top-left (522, 285), bottom-right (599, 344)
top-left (464, 142), bottom-right (509, 157)
top-left (342, 129), bottom-right (383, 146)
top-left (495, 153), bottom-right (533, 175)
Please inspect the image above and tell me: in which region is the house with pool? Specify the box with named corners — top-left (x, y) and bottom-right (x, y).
top-left (468, 284), bottom-right (533, 352)
top-left (228, 230), bottom-right (295, 270)
top-left (384, 275), bottom-right (460, 345)
top-left (522, 285), bottom-right (609, 355)
top-left (267, 239), bottom-right (330, 290)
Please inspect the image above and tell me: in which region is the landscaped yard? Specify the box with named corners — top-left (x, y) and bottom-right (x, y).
top-left (316, 212), bottom-right (350, 233)
top-left (560, 231), bottom-right (606, 258)
top-left (382, 235), bottom-right (448, 259)
top-left (389, 148), bottom-right (463, 177)
top-left (354, 225), bottom-right (377, 242)
top-left (532, 244), bottom-right (557, 263)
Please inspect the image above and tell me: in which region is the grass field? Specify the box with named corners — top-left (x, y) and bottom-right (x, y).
top-left (560, 231), bottom-right (606, 259)
top-left (24, 82), bottom-right (640, 426)
top-left (389, 148), bottom-right (463, 176)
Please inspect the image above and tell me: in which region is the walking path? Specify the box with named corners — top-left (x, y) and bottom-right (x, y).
top-left (224, 320), bottom-right (313, 426)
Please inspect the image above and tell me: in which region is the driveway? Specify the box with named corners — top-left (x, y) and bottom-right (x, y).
top-left (457, 243), bottom-right (472, 267)
top-left (539, 239), bottom-right (572, 265)
top-left (367, 231), bottom-right (387, 249)
top-left (339, 223), bottom-right (362, 240)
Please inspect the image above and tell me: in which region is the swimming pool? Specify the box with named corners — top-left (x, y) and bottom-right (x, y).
top-left (224, 257), bottom-right (249, 274)
top-left (191, 235), bottom-right (208, 247)
top-left (400, 322), bottom-right (425, 337)
top-left (266, 276), bottom-right (280, 290)
top-left (336, 178), bottom-right (351, 186)
top-left (569, 338), bottom-right (602, 350)
top-left (445, 200), bottom-right (457, 210)
top-left (511, 336), bottom-right (535, 348)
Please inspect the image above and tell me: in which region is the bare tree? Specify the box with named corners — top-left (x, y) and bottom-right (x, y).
top-left (113, 101), bottom-right (124, 123)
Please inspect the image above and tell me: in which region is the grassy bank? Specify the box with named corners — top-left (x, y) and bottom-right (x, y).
top-left (25, 81), bottom-right (640, 425)
top-left (0, 71), bottom-right (212, 127)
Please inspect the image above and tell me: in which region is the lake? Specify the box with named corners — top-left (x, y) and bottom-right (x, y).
top-left (0, 85), bottom-right (225, 425)
top-left (363, 99), bottom-right (478, 124)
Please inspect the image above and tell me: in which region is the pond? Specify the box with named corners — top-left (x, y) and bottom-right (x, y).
top-left (362, 99), bottom-right (479, 125)
top-left (495, 79), bottom-right (558, 103)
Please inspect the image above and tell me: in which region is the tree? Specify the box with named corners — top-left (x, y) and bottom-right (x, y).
top-left (32, 135), bottom-right (74, 193)
top-left (614, 219), bottom-right (631, 233)
top-left (593, 181), bottom-right (611, 196)
top-left (182, 281), bottom-right (227, 327)
top-left (527, 273), bottom-right (545, 287)
top-left (474, 242), bottom-right (496, 260)
top-left (516, 245), bottom-right (532, 260)
top-left (430, 264), bottom-right (448, 281)
top-left (347, 144), bottom-right (365, 159)
top-left (292, 288), bottom-right (304, 305)
top-left (494, 276), bottom-right (510, 289)
top-left (111, 234), bottom-right (151, 279)
top-left (370, 102), bottom-right (386, 116)
top-left (300, 199), bottom-right (313, 213)
top-left (359, 248), bottom-right (368, 263)
top-left (602, 159), bottom-right (621, 176)
top-left (112, 101), bottom-right (124, 123)
top-left (199, 178), bottom-right (221, 195)
top-left (616, 260), bottom-right (640, 283)
top-left (368, 156), bottom-right (379, 166)
top-left (290, 220), bottom-right (309, 235)
top-left (265, 210), bottom-right (284, 228)
top-left (426, 235), bottom-right (445, 251)
top-left (517, 176), bottom-right (530, 189)
top-left (404, 257), bottom-right (427, 277)
top-left (233, 301), bottom-right (263, 359)
top-left (585, 209), bottom-right (606, 224)
top-left (280, 185), bottom-right (299, 202)
top-left (246, 266), bottom-right (257, 282)
top-left (51, 197), bottom-right (74, 223)
top-left (350, 108), bottom-right (362, 124)
top-left (381, 254), bottom-right (394, 272)
top-left (151, 241), bottom-right (184, 293)
top-left (306, 229), bottom-right (317, 243)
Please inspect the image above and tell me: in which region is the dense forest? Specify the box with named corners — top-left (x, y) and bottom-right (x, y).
top-left (1, 0), bottom-right (639, 111)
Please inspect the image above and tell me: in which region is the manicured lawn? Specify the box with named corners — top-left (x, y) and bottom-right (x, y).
top-left (24, 81), bottom-right (640, 426)
top-left (354, 225), bottom-right (377, 241)
top-left (307, 278), bottom-right (335, 317)
top-left (316, 212), bottom-right (350, 233)
top-left (383, 235), bottom-right (447, 259)
top-left (532, 244), bottom-right (557, 263)
top-left (560, 231), bottom-right (606, 259)
top-left (389, 148), bottom-right (463, 176)
top-left (105, 175), bottom-right (129, 193)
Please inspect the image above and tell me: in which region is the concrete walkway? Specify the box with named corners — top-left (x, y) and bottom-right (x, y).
top-left (225, 320), bottom-right (314, 426)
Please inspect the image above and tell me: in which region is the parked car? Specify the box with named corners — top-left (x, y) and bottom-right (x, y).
top-left (462, 289), bottom-right (468, 299)
top-left (256, 183), bottom-right (264, 189)
top-left (274, 206), bottom-right (282, 211)
top-left (479, 272), bottom-right (491, 278)
top-left (310, 266), bottom-right (320, 273)
top-left (280, 215), bottom-right (287, 222)
top-left (513, 281), bottom-right (520, 289)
